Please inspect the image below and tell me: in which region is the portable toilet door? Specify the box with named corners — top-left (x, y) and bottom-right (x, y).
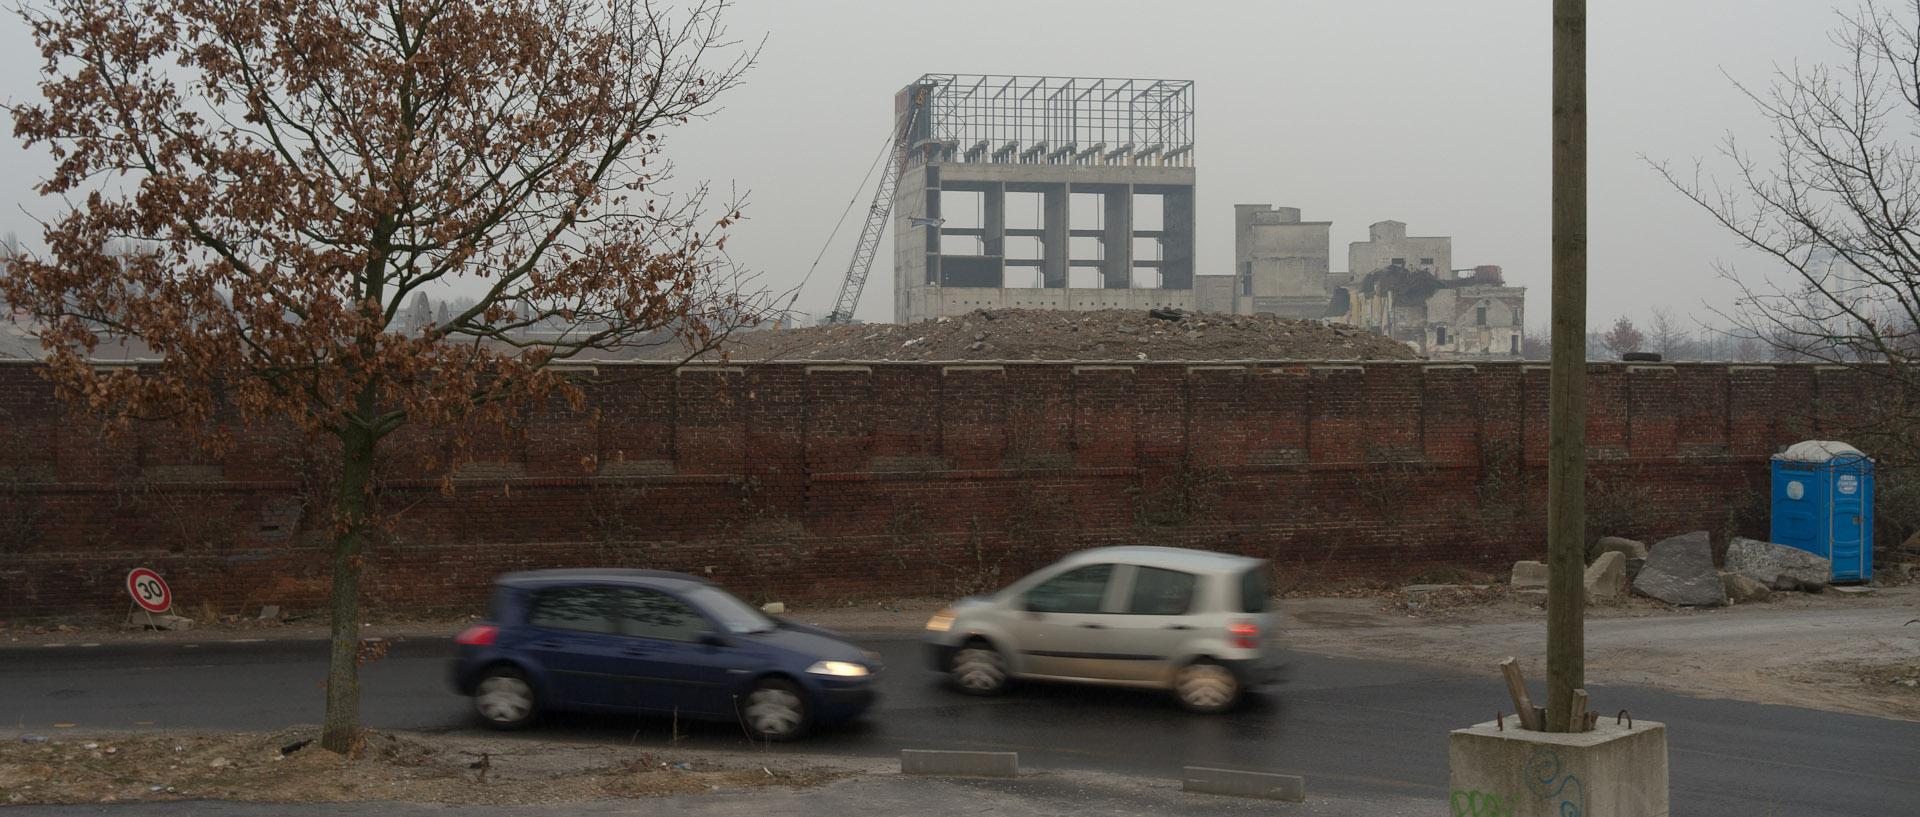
top-left (1827, 453), bottom-right (1874, 582)
top-left (1769, 441), bottom-right (1874, 583)
top-left (1771, 459), bottom-right (1828, 560)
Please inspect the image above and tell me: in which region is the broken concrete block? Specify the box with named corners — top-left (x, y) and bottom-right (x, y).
top-left (1633, 530), bottom-right (1728, 607)
top-left (1584, 551), bottom-right (1626, 603)
top-left (760, 602), bottom-right (786, 615)
top-left (258, 605), bottom-right (281, 621)
top-left (1720, 572), bottom-right (1771, 604)
top-left (1824, 585), bottom-right (1876, 596)
top-left (1724, 537), bottom-right (1831, 591)
top-left (126, 613), bottom-right (193, 631)
top-left (1593, 536), bottom-right (1649, 583)
top-left (1510, 561), bottom-right (1549, 588)
top-left (1592, 536), bottom-right (1648, 562)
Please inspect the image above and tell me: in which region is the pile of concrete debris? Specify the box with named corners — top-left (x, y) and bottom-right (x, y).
top-left (664, 308), bottom-right (1422, 362)
top-left (1511, 533), bottom-right (1843, 607)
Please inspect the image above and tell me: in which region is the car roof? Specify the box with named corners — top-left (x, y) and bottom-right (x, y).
top-left (494, 568), bottom-right (714, 591)
top-left (1055, 546), bottom-right (1265, 573)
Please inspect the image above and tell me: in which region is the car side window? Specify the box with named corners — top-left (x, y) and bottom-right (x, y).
top-left (1127, 566), bottom-right (1197, 615)
top-left (1026, 564), bottom-right (1113, 614)
top-left (618, 588), bottom-right (708, 642)
top-left (527, 587), bottom-right (618, 634)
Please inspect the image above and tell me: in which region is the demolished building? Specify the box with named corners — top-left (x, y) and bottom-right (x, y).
top-left (880, 75), bottom-right (1525, 358)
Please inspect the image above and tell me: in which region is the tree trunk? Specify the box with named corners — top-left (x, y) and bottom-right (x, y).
top-left (1546, 0), bottom-right (1588, 733)
top-left (320, 418), bottom-right (377, 754)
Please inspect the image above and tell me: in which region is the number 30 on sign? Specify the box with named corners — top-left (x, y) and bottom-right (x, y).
top-left (126, 568), bottom-right (172, 613)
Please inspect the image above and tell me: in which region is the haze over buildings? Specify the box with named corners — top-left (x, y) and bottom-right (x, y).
top-left (0, 0), bottom-right (1867, 333)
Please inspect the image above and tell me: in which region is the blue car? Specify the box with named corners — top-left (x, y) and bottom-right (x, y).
top-left (451, 569), bottom-right (881, 740)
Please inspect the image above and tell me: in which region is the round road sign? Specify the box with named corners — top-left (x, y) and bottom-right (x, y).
top-left (126, 568), bottom-right (172, 613)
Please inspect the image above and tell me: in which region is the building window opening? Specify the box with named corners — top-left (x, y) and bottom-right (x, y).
top-left (1391, 257), bottom-right (1405, 266)
top-left (1477, 306), bottom-right (1487, 325)
top-left (1436, 326), bottom-right (1449, 345)
top-left (1420, 257), bottom-right (1434, 266)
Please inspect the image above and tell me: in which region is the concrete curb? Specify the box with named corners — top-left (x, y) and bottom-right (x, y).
top-left (900, 749), bottom-right (1019, 777)
top-left (1181, 765), bottom-right (1306, 801)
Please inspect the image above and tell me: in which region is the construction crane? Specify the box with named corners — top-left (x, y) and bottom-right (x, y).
top-left (825, 95), bottom-right (924, 325)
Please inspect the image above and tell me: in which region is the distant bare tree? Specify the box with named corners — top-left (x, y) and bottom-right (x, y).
top-left (1647, 307), bottom-right (1696, 360)
top-left (1522, 321), bottom-right (1551, 360)
top-left (1599, 316), bottom-right (1645, 358)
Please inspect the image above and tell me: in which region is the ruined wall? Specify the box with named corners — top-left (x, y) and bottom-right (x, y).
top-left (0, 360), bottom-right (1858, 620)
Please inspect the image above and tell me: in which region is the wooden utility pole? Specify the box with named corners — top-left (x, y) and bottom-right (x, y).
top-left (1546, 0), bottom-right (1588, 733)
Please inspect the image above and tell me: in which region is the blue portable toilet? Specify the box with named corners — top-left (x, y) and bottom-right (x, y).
top-left (1770, 440), bottom-right (1874, 583)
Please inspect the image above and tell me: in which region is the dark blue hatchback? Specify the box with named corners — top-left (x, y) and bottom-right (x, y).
top-left (451, 569), bottom-right (880, 740)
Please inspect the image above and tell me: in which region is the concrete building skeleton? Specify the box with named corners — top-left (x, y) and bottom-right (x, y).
top-left (891, 75), bottom-right (1198, 323)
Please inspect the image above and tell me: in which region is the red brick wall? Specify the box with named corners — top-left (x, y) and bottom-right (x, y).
top-left (0, 359), bottom-right (1867, 621)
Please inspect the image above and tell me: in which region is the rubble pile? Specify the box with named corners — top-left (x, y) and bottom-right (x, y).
top-left (671, 308), bottom-right (1421, 362)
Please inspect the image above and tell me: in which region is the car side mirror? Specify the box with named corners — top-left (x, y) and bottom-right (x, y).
top-left (697, 631), bottom-right (730, 647)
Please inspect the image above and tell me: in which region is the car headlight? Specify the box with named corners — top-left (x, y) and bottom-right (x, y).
top-left (924, 608), bottom-right (956, 632)
top-left (806, 660), bottom-right (870, 677)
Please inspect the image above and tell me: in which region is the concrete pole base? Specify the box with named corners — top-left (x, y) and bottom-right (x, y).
top-left (1448, 718), bottom-right (1668, 817)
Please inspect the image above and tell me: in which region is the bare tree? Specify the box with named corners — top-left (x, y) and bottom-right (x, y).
top-left (1647, 306), bottom-right (1696, 360)
top-left (1599, 316), bottom-right (1645, 358)
top-left (1653, 0), bottom-right (1920, 544)
top-left (1522, 321), bottom-right (1552, 359)
top-left (3, 0), bottom-right (765, 753)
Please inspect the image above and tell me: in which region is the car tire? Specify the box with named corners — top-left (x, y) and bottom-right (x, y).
top-left (950, 640), bottom-right (1009, 695)
top-left (1173, 661), bottom-right (1240, 714)
top-left (742, 678), bottom-right (811, 741)
top-left (472, 665), bottom-right (538, 730)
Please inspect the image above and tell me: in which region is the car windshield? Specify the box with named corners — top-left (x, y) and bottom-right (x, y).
top-left (683, 584), bottom-right (776, 634)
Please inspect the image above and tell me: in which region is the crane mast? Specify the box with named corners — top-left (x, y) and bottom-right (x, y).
top-left (826, 102), bottom-right (921, 325)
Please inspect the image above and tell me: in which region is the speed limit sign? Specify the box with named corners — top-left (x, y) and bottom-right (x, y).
top-left (126, 568), bottom-right (172, 613)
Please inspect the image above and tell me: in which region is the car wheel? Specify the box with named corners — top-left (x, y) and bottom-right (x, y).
top-left (1174, 661), bottom-right (1239, 713)
top-left (742, 678), bottom-right (811, 741)
top-left (473, 666), bottom-right (537, 730)
top-left (950, 641), bottom-right (1008, 695)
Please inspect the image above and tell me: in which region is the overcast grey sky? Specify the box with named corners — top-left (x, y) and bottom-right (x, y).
top-left (0, 0), bottom-right (1862, 329)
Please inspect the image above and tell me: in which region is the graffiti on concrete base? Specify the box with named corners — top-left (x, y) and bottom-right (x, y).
top-left (1451, 789), bottom-right (1516, 816)
top-left (1525, 747), bottom-right (1586, 817)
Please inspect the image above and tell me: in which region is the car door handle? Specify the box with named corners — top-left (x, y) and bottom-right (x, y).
top-left (622, 649), bottom-right (650, 657)
top-left (1079, 623), bottom-right (1105, 629)
top-left (1164, 625), bottom-right (1192, 630)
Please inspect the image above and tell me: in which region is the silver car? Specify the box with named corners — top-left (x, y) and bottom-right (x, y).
top-left (922, 546), bottom-right (1279, 712)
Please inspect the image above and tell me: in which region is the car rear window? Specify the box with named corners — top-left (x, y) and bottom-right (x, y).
top-left (1237, 567), bottom-right (1268, 613)
top-left (1128, 566), bottom-right (1197, 615)
top-left (528, 586), bottom-right (619, 633)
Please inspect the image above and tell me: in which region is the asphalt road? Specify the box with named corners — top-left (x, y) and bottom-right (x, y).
top-left (3, 635), bottom-right (1916, 816)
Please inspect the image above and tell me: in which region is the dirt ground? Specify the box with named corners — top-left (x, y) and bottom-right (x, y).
top-left (642, 308), bottom-right (1422, 362)
top-left (0, 726), bottom-right (857, 806)
top-left (4, 579), bottom-right (1917, 805)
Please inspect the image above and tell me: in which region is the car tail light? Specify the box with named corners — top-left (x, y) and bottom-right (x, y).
top-left (1227, 620), bottom-right (1260, 649)
top-left (454, 625), bottom-right (499, 646)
